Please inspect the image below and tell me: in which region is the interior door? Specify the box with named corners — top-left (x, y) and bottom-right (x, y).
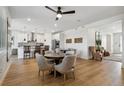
top-left (106, 35), bottom-right (111, 52)
top-left (113, 33), bottom-right (121, 54)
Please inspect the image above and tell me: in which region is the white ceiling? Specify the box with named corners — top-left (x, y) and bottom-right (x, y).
top-left (8, 6), bottom-right (124, 33)
top-left (96, 21), bottom-right (122, 34)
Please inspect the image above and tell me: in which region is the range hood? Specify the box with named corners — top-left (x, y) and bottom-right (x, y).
top-left (31, 32), bottom-right (34, 41)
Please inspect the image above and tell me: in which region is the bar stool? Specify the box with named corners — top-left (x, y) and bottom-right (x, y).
top-left (34, 45), bottom-right (41, 58)
top-left (23, 46), bottom-right (31, 59)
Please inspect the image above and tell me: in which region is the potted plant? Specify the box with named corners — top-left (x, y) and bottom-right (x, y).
top-left (96, 39), bottom-right (102, 51)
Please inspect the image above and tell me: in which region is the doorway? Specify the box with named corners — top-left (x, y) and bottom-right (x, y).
top-left (113, 33), bottom-right (122, 54)
top-left (106, 34), bottom-right (112, 52)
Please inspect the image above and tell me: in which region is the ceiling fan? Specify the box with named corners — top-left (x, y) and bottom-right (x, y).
top-left (45, 6), bottom-right (75, 21)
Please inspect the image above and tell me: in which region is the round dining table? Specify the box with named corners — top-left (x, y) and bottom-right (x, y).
top-left (44, 53), bottom-right (65, 76)
top-left (44, 53), bottom-right (64, 59)
top-left (44, 53), bottom-right (65, 64)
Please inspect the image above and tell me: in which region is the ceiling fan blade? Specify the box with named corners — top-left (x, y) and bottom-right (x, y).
top-left (45, 6), bottom-right (57, 13)
top-left (62, 10), bottom-right (75, 14)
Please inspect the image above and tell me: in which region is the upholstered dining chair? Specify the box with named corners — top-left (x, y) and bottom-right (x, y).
top-left (35, 53), bottom-right (54, 80)
top-left (44, 50), bottom-right (55, 64)
top-left (54, 55), bottom-right (77, 81)
top-left (55, 48), bottom-right (61, 54)
top-left (45, 50), bottom-right (54, 54)
top-left (65, 50), bottom-right (76, 55)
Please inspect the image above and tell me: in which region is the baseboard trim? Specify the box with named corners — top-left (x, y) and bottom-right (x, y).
top-left (0, 62), bottom-right (12, 85)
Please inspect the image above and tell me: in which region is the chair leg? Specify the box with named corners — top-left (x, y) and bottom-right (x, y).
top-left (29, 53), bottom-right (30, 59)
top-left (34, 52), bottom-right (35, 58)
top-left (24, 53), bottom-right (25, 59)
top-left (73, 71), bottom-right (75, 80)
top-left (42, 71), bottom-right (45, 80)
top-left (54, 70), bottom-right (56, 78)
top-left (38, 69), bottom-right (40, 76)
top-left (64, 74), bottom-right (66, 82)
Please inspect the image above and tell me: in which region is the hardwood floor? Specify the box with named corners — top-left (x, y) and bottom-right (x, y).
top-left (2, 57), bottom-right (124, 86)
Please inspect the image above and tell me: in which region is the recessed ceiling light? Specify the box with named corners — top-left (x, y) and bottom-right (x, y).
top-left (77, 19), bottom-right (81, 22)
top-left (54, 24), bottom-right (57, 27)
top-left (27, 18), bottom-right (31, 22)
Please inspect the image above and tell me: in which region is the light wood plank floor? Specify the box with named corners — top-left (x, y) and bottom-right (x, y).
top-left (2, 57), bottom-right (124, 86)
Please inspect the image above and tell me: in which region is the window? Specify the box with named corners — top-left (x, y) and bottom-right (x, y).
top-left (0, 17), bottom-right (6, 49)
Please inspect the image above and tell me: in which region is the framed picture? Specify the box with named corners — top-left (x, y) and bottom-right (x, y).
top-left (74, 37), bottom-right (83, 43)
top-left (66, 39), bottom-right (72, 43)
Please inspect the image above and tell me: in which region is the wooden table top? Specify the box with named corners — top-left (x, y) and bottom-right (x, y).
top-left (44, 53), bottom-right (65, 59)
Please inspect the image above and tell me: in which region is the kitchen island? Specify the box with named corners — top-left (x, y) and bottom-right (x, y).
top-left (17, 42), bottom-right (46, 59)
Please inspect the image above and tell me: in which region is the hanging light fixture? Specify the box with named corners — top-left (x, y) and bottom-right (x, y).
top-left (56, 13), bottom-right (62, 19)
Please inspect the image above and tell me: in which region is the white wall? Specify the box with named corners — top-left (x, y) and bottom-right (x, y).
top-left (44, 33), bottom-right (52, 50)
top-left (113, 32), bottom-right (122, 53)
top-left (106, 34), bottom-right (112, 52)
top-left (12, 30), bottom-right (53, 51)
top-left (87, 28), bottom-right (96, 59)
top-left (101, 34), bottom-right (107, 50)
top-left (87, 28), bottom-right (96, 46)
top-left (94, 21), bottom-right (123, 54)
top-left (12, 31), bottom-right (45, 48)
top-left (59, 33), bottom-right (65, 49)
top-left (61, 21), bottom-right (123, 59)
top-left (63, 27), bottom-right (90, 59)
top-left (101, 33), bottom-right (114, 53)
top-left (12, 31), bottom-right (28, 48)
top-left (52, 33), bottom-right (60, 40)
top-left (0, 7), bottom-right (11, 84)
top-left (35, 33), bottom-right (44, 43)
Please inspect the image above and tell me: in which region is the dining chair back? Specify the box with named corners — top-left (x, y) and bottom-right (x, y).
top-left (61, 55), bottom-right (76, 72)
top-left (55, 48), bottom-right (61, 54)
top-left (36, 53), bottom-right (48, 70)
top-left (45, 50), bottom-right (54, 54)
top-left (54, 55), bottom-right (77, 81)
top-left (35, 53), bottom-right (53, 80)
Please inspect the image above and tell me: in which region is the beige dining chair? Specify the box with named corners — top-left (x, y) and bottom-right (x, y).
top-left (45, 50), bottom-right (54, 54)
top-left (44, 50), bottom-right (55, 64)
top-left (65, 50), bottom-right (76, 55)
top-left (55, 48), bottom-right (61, 54)
top-left (54, 55), bottom-right (77, 81)
top-left (35, 53), bottom-right (54, 80)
